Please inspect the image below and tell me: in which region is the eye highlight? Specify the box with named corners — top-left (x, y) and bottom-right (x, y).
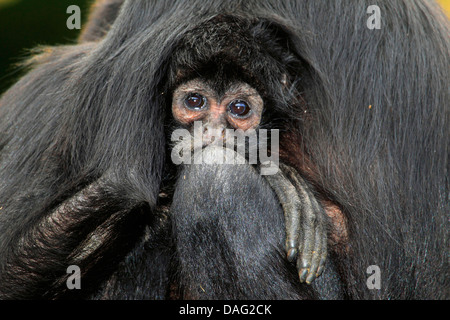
top-left (228, 100), bottom-right (251, 118)
top-left (184, 93), bottom-right (206, 110)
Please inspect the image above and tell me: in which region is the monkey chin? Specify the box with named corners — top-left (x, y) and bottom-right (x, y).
top-left (192, 143), bottom-right (250, 167)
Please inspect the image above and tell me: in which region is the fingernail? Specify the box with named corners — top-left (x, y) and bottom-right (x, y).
top-left (287, 248), bottom-right (298, 261)
top-left (306, 272), bottom-right (315, 284)
top-left (299, 268), bottom-right (309, 282)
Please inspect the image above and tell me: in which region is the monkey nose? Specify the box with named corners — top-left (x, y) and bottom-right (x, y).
top-left (203, 126), bottom-right (226, 145)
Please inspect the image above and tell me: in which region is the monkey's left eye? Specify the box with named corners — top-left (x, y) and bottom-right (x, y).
top-left (228, 100), bottom-right (251, 118)
top-left (184, 93), bottom-right (206, 110)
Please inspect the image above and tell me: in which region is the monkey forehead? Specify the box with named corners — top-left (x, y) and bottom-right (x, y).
top-left (169, 15), bottom-right (298, 97)
top-left (173, 79), bottom-right (216, 96)
top-left (173, 78), bottom-right (263, 101)
top-left (224, 82), bottom-right (261, 98)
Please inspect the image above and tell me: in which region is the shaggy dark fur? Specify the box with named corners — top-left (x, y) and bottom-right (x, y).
top-left (0, 0), bottom-right (448, 299)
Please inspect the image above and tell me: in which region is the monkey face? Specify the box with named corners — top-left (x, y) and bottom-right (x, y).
top-left (172, 78), bottom-right (263, 144)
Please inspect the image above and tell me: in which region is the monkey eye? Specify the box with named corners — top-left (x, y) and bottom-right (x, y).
top-left (228, 100), bottom-right (251, 118)
top-left (184, 93), bottom-right (206, 110)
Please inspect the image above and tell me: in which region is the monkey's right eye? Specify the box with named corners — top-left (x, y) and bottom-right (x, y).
top-left (184, 93), bottom-right (206, 110)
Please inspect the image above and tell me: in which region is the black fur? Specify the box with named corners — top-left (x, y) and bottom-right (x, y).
top-left (0, 0), bottom-right (448, 299)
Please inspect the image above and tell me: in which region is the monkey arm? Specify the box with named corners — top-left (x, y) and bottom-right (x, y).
top-left (264, 164), bottom-right (327, 284)
top-left (0, 176), bottom-right (140, 299)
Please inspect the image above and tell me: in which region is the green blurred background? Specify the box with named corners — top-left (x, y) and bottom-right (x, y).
top-left (0, 0), bottom-right (449, 95)
top-left (0, 0), bottom-right (90, 94)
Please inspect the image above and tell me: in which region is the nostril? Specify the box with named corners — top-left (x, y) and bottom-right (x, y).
top-left (202, 126), bottom-right (226, 145)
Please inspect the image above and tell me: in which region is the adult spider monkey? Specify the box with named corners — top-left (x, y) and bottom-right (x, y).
top-left (0, 0), bottom-right (447, 300)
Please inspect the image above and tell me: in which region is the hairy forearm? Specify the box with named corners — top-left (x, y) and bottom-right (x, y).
top-left (0, 180), bottom-right (133, 299)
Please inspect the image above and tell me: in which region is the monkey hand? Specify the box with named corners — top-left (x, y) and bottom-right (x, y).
top-left (264, 163), bottom-right (327, 284)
